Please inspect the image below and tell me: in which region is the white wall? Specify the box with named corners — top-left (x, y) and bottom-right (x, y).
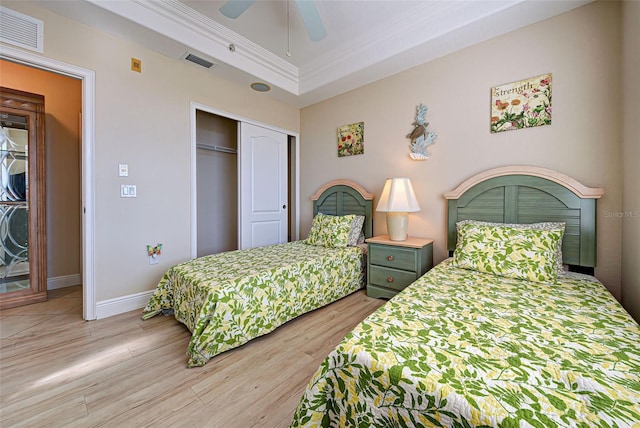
top-left (621, 0), bottom-right (640, 322)
top-left (1, 2), bottom-right (299, 304)
top-left (300, 1), bottom-right (628, 300)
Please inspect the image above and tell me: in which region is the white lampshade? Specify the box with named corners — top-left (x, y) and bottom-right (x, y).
top-left (376, 178), bottom-right (421, 241)
top-left (376, 178), bottom-right (421, 213)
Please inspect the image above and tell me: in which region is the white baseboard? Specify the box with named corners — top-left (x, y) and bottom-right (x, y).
top-left (47, 273), bottom-right (82, 290)
top-left (95, 290), bottom-right (154, 320)
top-left (47, 275), bottom-right (153, 320)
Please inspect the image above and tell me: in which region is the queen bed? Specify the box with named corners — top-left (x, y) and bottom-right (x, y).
top-left (291, 166), bottom-right (640, 427)
top-left (142, 180), bottom-right (374, 367)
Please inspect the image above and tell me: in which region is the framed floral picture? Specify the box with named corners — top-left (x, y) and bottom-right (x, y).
top-left (337, 122), bottom-right (364, 157)
top-left (491, 74), bottom-right (552, 133)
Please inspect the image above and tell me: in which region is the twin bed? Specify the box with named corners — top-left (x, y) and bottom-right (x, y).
top-left (143, 166), bottom-right (640, 426)
top-left (142, 180), bottom-right (374, 367)
top-left (291, 167), bottom-right (640, 427)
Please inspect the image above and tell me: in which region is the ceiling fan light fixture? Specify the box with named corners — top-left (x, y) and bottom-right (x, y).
top-left (250, 82), bottom-right (271, 92)
top-left (219, 0), bottom-right (326, 43)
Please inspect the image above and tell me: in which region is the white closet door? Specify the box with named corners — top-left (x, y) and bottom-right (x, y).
top-left (239, 122), bottom-right (288, 249)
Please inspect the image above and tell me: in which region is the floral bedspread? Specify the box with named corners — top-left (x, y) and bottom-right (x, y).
top-left (291, 259), bottom-right (640, 427)
top-left (142, 241), bottom-right (365, 367)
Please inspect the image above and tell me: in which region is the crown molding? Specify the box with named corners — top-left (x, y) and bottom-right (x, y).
top-left (299, 1), bottom-right (441, 92)
top-left (84, 0), bottom-right (593, 103)
top-left (88, 0), bottom-right (300, 94)
top-left (153, 1), bottom-right (297, 79)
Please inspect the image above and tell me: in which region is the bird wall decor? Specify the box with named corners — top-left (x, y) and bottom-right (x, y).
top-left (407, 104), bottom-right (437, 160)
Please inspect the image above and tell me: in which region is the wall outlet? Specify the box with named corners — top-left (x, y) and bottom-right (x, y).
top-left (147, 244), bottom-right (162, 265)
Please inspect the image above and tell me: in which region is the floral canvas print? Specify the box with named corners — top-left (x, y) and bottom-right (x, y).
top-left (337, 122), bottom-right (364, 157)
top-left (491, 74), bottom-right (552, 133)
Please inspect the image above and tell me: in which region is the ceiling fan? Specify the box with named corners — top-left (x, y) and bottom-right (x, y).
top-left (219, 0), bottom-right (327, 42)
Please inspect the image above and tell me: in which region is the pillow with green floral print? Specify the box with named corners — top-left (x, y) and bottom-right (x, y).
top-left (457, 220), bottom-right (566, 276)
top-left (452, 221), bottom-right (564, 283)
top-left (306, 213), bottom-right (355, 248)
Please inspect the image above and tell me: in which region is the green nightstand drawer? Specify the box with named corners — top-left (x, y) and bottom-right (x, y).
top-left (368, 265), bottom-right (418, 291)
top-left (369, 245), bottom-right (417, 271)
top-left (366, 236), bottom-right (434, 299)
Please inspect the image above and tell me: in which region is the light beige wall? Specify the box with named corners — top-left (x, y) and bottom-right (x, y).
top-left (0, 60), bottom-right (82, 282)
top-left (300, 1), bottom-right (625, 298)
top-left (621, 0), bottom-right (640, 322)
top-left (3, 2), bottom-right (299, 302)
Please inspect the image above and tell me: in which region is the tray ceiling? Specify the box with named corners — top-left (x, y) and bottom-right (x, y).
top-left (35, 0), bottom-right (591, 107)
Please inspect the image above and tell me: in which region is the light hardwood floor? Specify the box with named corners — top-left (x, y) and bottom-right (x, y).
top-left (0, 286), bottom-right (385, 427)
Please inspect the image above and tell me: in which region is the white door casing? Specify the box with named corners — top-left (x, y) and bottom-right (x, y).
top-left (0, 45), bottom-right (97, 320)
top-left (239, 122), bottom-right (288, 249)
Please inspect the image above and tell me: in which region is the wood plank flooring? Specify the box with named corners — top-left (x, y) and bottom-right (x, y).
top-left (0, 286), bottom-right (385, 427)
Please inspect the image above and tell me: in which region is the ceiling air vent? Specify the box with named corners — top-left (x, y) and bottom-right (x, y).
top-left (0, 6), bottom-right (43, 53)
top-left (184, 53), bottom-right (215, 69)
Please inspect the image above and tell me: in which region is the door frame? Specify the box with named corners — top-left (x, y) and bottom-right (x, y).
top-left (189, 102), bottom-right (300, 259)
top-left (0, 45), bottom-right (97, 320)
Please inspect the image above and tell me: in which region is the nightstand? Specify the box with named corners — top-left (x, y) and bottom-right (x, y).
top-left (366, 235), bottom-right (434, 299)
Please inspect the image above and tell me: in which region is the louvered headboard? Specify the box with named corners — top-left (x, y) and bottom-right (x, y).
top-left (311, 179), bottom-right (374, 238)
top-left (444, 166), bottom-right (604, 273)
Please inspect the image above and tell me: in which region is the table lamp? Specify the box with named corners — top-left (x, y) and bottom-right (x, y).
top-left (376, 177), bottom-right (421, 241)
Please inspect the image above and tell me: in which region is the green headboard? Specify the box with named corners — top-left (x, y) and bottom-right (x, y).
top-left (445, 166), bottom-right (604, 272)
top-left (311, 180), bottom-right (374, 238)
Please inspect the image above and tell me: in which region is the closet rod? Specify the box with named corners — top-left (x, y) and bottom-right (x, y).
top-left (196, 143), bottom-right (237, 154)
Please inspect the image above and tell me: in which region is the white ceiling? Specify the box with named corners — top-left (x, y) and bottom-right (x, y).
top-left (36, 0), bottom-right (591, 107)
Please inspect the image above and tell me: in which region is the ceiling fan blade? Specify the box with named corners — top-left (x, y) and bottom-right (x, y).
top-left (295, 0), bottom-right (327, 42)
top-left (219, 0), bottom-right (256, 19)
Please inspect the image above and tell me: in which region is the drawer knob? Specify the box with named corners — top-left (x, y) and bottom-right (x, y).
top-left (387, 255), bottom-right (394, 261)
top-left (387, 277), bottom-right (394, 283)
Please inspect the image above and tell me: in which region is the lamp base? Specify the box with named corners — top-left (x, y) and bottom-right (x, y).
top-left (386, 212), bottom-right (409, 241)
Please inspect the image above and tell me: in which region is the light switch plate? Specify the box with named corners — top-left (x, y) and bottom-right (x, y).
top-left (119, 164), bottom-right (128, 177)
top-left (120, 184), bottom-right (137, 198)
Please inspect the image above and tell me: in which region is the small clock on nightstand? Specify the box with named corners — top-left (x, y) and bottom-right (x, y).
top-left (366, 235), bottom-right (434, 299)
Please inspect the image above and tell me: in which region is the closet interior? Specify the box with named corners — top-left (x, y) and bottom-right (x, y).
top-left (195, 110), bottom-right (298, 257)
top-left (196, 110), bottom-right (238, 258)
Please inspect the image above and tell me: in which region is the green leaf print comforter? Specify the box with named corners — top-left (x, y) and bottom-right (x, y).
top-left (291, 259), bottom-right (640, 427)
top-left (142, 241), bottom-right (365, 367)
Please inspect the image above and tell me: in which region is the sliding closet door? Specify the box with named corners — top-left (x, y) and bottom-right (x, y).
top-left (239, 122), bottom-right (287, 249)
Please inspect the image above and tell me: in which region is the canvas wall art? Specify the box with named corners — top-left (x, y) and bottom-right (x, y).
top-left (491, 74), bottom-right (552, 133)
top-left (337, 122), bottom-right (364, 157)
